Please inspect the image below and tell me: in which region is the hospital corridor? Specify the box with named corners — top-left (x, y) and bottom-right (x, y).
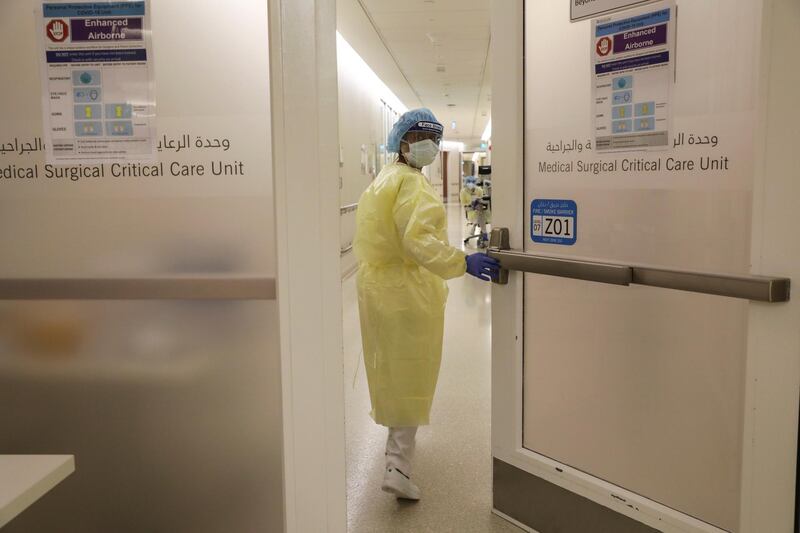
top-left (1, 0), bottom-right (799, 532)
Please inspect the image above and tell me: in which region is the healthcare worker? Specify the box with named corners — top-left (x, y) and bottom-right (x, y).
top-left (354, 108), bottom-right (501, 501)
top-left (459, 176), bottom-right (483, 224)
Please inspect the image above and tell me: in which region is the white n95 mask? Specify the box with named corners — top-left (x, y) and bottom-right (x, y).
top-left (403, 139), bottom-right (439, 168)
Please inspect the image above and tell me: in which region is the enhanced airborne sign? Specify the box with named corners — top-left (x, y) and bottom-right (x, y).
top-left (571, 0), bottom-right (660, 22)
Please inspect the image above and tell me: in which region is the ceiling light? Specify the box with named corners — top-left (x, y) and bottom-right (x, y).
top-left (447, 103), bottom-right (456, 107)
top-left (451, 121), bottom-right (457, 130)
top-left (436, 65), bottom-right (446, 73)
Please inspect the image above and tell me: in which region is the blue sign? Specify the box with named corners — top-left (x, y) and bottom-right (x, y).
top-left (595, 8), bottom-right (671, 37)
top-left (531, 199), bottom-right (577, 246)
top-left (43, 2), bottom-right (146, 18)
top-left (595, 51), bottom-right (669, 75)
top-left (47, 49), bottom-right (147, 63)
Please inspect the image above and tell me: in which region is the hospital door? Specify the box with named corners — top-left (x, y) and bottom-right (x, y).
top-left (0, 1), bottom-right (283, 531)
top-left (489, 1), bottom-right (800, 532)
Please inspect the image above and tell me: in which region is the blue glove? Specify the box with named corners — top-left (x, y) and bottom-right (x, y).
top-left (466, 253), bottom-right (501, 282)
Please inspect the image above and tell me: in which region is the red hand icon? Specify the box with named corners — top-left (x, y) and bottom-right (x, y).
top-left (46, 20), bottom-right (69, 42)
top-left (50, 21), bottom-right (64, 40)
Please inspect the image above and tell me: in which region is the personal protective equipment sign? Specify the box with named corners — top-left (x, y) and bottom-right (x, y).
top-left (592, 1), bottom-right (675, 152)
top-left (531, 199), bottom-right (577, 246)
top-left (38, 1), bottom-right (156, 163)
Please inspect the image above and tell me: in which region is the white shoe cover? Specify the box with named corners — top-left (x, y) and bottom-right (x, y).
top-left (381, 467), bottom-right (421, 501)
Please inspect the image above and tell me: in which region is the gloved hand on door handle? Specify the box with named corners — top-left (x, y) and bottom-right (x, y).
top-left (465, 253), bottom-right (501, 282)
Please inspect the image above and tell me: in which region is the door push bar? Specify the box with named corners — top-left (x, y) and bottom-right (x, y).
top-left (487, 228), bottom-right (790, 303)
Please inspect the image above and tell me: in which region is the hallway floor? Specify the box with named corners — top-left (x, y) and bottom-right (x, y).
top-left (343, 204), bottom-right (523, 533)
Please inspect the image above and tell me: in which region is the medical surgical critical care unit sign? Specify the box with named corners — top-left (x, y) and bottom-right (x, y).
top-left (37, 1), bottom-right (156, 164)
top-left (592, 1), bottom-right (675, 152)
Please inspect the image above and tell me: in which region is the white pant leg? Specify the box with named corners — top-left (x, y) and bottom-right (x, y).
top-left (385, 426), bottom-right (418, 477)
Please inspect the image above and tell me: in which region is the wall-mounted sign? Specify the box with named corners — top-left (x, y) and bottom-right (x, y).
top-left (531, 199), bottom-right (577, 246)
top-left (571, 0), bottom-right (660, 23)
top-left (38, 1), bottom-right (156, 164)
top-left (591, 0), bottom-right (675, 152)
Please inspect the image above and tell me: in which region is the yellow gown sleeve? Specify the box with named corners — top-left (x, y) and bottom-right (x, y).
top-left (460, 188), bottom-right (471, 207)
top-left (394, 175), bottom-right (467, 280)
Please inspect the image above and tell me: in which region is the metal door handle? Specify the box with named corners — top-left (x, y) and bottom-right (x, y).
top-left (488, 228), bottom-right (790, 303)
top-left (340, 203), bottom-right (359, 214)
top-left (487, 248), bottom-right (632, 286)
top-left (0, 277), bottom-right (277, 300)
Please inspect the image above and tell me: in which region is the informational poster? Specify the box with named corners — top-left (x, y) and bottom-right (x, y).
top-left (592, 1), bottom-right (675, 152)
top-left (38, 1), bottom-right (156, 163)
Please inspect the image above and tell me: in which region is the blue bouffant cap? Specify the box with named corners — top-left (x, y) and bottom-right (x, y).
top-left (387, 108), bottom-right (444, 153)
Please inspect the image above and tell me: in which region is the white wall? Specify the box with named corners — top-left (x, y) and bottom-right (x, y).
top-left (446, 149), bottom-right (463, 204)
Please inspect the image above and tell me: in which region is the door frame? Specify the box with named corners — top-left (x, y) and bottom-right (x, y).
top-left (443, 151), bottom-right (449, 202)
top-left (270, 0), bottom-right (347, 531)
top-left (490, 1), bottom-right (799, 532)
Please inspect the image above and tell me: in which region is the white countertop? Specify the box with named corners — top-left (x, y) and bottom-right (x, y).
top-left (0, 455), bottom-right (74, 529)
